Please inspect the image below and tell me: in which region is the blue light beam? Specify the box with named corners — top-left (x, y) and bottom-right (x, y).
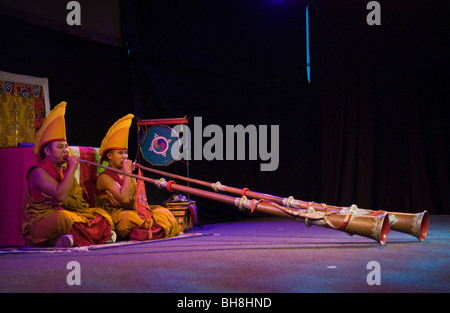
top-left (306, 5), bottom-right (311, 83)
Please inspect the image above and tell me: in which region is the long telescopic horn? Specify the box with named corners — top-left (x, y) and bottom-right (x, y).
top-left (78, 159), bottom-right (391, 245)
top-left (135, 163), bottom-right (429, 241)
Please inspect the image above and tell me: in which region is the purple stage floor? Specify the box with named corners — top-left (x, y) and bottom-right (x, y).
top-left (0, 215), bottom-right (449, 293)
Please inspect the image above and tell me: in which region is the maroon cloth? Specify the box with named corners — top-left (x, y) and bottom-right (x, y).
top-left (130, 222), bottom-right (165, 241)
top-left (78, 146), bottom-right (98, 207)
top-left (0, 147), bottom-right (35, 246)
top-left (71, 214), bottom-right (111, 246)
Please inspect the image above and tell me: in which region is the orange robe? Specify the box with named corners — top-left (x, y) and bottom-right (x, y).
top-left (95, 169), bottom-right (181, 241)
top-left (22, 159), bottom-right (113, 247)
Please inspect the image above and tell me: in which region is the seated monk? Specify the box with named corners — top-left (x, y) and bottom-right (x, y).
top-left (22, 102), bottom-right (113, 247)
top-left (95, 114), bottom-right (181, 241)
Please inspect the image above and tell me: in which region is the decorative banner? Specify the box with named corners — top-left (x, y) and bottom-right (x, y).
top-left (0, 71), bottom-right (50, 148)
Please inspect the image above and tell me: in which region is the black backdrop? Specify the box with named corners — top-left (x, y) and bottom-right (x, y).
top-left (1, 0), bottom-right (448, 222)
top-left (313, 0), bottom-right (449, 215)
top-left (121, 0), bottom-right (319, 221)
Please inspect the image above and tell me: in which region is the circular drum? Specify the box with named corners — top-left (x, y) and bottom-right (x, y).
top-left (140, 125), bottom-right (181, 166)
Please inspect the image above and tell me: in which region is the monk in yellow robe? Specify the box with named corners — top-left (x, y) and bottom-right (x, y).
top-left (94, 114), bottom-right (181, 240)
top-left (22, 102), bottom-right (113, 247)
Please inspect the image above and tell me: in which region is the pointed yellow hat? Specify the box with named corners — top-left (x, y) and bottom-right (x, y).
top-left (99, 114), bottom-right (134, 162)
top-left (34, 101), bottom-right (67, 159)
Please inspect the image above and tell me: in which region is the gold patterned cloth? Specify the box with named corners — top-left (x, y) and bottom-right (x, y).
top-left (0, 80), bottom-right (46, 148)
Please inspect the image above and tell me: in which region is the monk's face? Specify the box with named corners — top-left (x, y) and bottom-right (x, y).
top-left (106, 149), bottom-right (128, 169)
top-left (44, 140), bottom-right (69, 166)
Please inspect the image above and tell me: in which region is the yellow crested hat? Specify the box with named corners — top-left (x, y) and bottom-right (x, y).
top-left (99, 114), bottom-right (134, 162)
top-left (34, 101), bottom-right (67, 159)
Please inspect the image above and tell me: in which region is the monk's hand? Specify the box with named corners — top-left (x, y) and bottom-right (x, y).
top-left (43, 195), bottom-right (64, 207)
top-left (66, 155), bottom-right (80, 171)
top-left (106, 190), bottom-right (121, 208)
top-left (123, 159), bottom-right (133, 173)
